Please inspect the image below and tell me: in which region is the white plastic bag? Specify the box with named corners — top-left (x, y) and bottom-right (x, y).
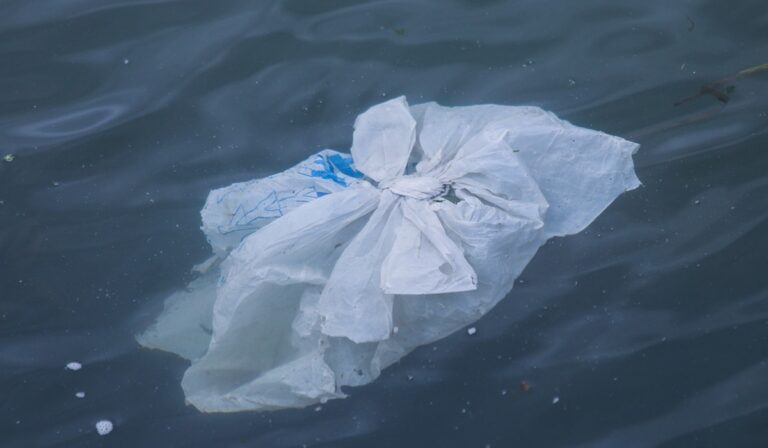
top-left (138, 96), bottom-right (640, 412)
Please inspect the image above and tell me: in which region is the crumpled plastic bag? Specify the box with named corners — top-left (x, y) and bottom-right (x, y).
top-left (138, 96), bottom-right (640, 412)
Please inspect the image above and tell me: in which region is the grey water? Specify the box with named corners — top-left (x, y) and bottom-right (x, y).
top-left (1, 0), bottom-right (767, 447)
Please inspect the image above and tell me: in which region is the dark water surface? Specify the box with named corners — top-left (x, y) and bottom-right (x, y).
top-left (1, 1), bottom-right (767, 447)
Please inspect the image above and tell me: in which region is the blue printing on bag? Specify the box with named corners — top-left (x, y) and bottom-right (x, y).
top-left (216, 152), bottom-right (360, 236)
top-left (307, 153), bottom-right (363, 186)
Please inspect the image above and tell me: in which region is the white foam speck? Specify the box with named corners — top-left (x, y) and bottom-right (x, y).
top-left (467, 327), bottom-right (477, 336)
top-left (552, 396), bottom-right (560, 404)
top-left (65, 362), bottom-right (82, 371)
top-left (95, 420), bottom-right (113, 435)
top-left (75, 392), bottom-right (85, 398)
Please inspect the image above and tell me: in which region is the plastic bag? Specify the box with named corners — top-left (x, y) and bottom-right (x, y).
top-left (138, 96), bottom-right (640, 412)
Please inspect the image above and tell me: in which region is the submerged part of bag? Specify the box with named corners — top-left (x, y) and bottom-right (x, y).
top-left (138, 97), bottom-right (640, 412)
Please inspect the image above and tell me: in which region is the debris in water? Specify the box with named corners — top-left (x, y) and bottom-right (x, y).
top-left (552, 396), bottom-right (560, 404)
top-left (519, 381), bottom-right (531, 392)
top-left (2, 154), bottom-right (15, 163)
top-left (65, 362), bottom-right (82, 371)
top-left (75, 392), bottom-right (85, 399)
top-left (467, 327), bottom-right (477, 336)
top-left (95, 420), bottom-right (113, 436)
top-left (675, 62), bottom-right (768, 107)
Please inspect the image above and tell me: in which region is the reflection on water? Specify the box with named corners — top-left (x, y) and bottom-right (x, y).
top-left (16, 102), bottom-right (128, 138)
top-left (1, 0), bottom-right (766, 446)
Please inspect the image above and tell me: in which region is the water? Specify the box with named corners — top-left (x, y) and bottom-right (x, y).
top-left (1, 0), bottom-right (767, 446)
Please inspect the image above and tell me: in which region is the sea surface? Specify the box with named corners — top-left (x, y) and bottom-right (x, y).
top-left (1, 0), bottom-right (767, 447)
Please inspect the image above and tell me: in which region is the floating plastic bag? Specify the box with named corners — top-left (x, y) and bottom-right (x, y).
top-left (138, 96), bottom-right (640, 412)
